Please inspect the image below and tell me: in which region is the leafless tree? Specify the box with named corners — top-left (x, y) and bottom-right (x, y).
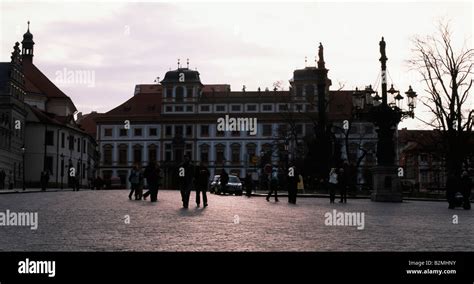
top-left (408, 21), bottom-right (474, 178)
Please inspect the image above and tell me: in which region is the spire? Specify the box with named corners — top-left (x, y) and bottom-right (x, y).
top-left (186, 58), bottom-right (189, 68)
top-left (177, 58), bottom-right (180, 68)
top-left (304, 56), bottom-right (307, 67)
top-left (317, 42), bottom-right (325, 69)
top-left (21, 21), bottom-right (34, 63)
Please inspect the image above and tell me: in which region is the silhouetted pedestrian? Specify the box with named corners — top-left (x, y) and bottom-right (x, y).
top-left (339, 168), bottom-right (347, 203)
top-left (328, 168), bottom-right (337, 203)
top-left (40, 170), bottom-right (49, 191)
top-left (266, 166), bottom-right (279, 202)
top-left (178, 155), bottom-right (194, 208)
top-left (446, 174), bottom-right (459, 209)
top-left (195, 163), bottom-right (210, 207)
top-left (219, 169), bottom-right (229, 194)
top-left (461, 171), bottom-right (472, 210)
top-left (245, 172), bottom-right (254, 197)
top-left (144, 161), bottom-right (161, 202)
top-left (128, 165), bottom-right (144, 200)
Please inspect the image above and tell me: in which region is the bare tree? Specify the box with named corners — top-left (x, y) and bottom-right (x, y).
top-left (409, 21), bottom-right (474, 179)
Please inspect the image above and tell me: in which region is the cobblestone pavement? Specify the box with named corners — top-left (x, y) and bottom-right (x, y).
top-left (0, 190), bottom-right (472, 251)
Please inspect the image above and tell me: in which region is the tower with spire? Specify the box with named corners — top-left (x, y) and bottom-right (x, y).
top-left (21, 21), bottom-right (34, 63)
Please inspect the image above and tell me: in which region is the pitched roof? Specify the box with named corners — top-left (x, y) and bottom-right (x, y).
top-left (22, 60), bottom-right (77, 111)
top-left (77, 111), bottom-right (102, 137)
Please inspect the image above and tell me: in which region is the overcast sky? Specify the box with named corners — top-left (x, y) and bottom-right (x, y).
top-left (0, 1), bottom-right (472, 129)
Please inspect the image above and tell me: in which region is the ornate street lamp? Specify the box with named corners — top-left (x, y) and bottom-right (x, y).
top-left (352, 37), bottom-right (417, 202)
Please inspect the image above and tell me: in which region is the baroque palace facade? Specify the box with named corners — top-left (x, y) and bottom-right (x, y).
top-left (95, 49), bottom-right (378, 189)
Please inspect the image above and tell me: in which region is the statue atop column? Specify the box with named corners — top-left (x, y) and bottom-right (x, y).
top-left (317, 42), bottom-right (325, 69)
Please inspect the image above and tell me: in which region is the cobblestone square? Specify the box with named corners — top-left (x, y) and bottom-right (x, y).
top-left (0, 190), bottom-right (472, 251)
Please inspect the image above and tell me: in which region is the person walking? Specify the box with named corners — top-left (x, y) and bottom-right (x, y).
top-left (328, 168), bottom-right (338, 203)
top-left (178, 155), bottom-right (194, 208)
top-left (266, 166), bottom-right (279, 202)
top-left (245, 172), bottom-right (254, 197)
top-left (128, 165), bottom-right (143, 200)
top-left (143, 161), bottom-right (160, 202)
top-left (40, 170), bottom-right (49, 191)
top-left (194, 163), bottom-right (210, 207)
top-left (339, 168), bottom-right (348, 203)
top-left (219, 169), bottom-right (229, 195)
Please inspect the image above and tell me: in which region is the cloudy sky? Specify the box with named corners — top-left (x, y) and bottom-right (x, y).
top-left (0, 0), bottom-right (472, 129)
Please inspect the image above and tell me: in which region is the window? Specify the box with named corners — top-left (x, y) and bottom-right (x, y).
top-left (45, 130), bottom-right (54, 146)
top-left (262, 104), bottom-right (273, 111)
top-left (148, 144), bottom-right (157, 162)
top-left (364, 125), bottom-right (374, 134)
top-left (296, 104), bottom-right (303, 111)
top-left (231, 105), bottom-right (241, 112)
top-left (133, 145), bottom-right (142, 164)
top-left (68, 136), bottom-right (74, 150)
top-left (175, 126), bottom-right (183, 137)
top-left (165, 106), bottom-right (172, 112)
top-left (216, 105), bottom-right (226, 112)
top-left (200, 125), bottom-right (209, 137)
top-left (104, 128), bottom-right (112, 137)
top-left (200, 145), bottom-right (209, 163)
top-left (103, 145), bottom-right (113, 165)
top-left (77, 138), bottom-right (81, 152)
top-left (164, 87), bottom-right (170, 98)
top-left (216, 125), bottom-right (225, 137)
top-left (175, 86), bottom-right (184, 102)
top-left (231, 144), bottom-right (241, 164)
top-left (186, 87), bottom-right (193, 98)
top-left (231, 130), bottom-right (240, 137)
top-left (186, 106), bottom-right (193, 112)
top-left (61, 133), bottom-right (65, 148)
top-left (246, 143), bottom-right (257, 164)
top-left (296, 124), bottom-right (303, 135)
top-left (165, 126), bottom-right (172, 136)
top-left (216, 144), bottom-right (225, 164)
top-left (175, 106), bottom-right (184, 112)
top-left (200, 105), bottom-right (210, 112)
top-left (263, 125), bottom-right (272, 136)
top-left (186, 126), bottom-right (193, 137)
top-left (118, 144), bottom-right (128, 165)
top-left (349, 125), bottom-right (358, 134)
top-left (305, 84), bottom-right (315, 96)
top-left (279, 104), bottom-right (288, 111)
top-left (246, 105), bottom-right (257, 111)
top-left (119, 129), bottom-right (128, 136)
top-left (134, 128), bottom-right (142, 136)
top-left (296, 85), bottom-right (303, 96)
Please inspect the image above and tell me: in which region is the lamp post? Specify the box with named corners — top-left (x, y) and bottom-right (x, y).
top-left (21, 145), bottom-right (25, 191)
top-left (352, 37), bottom-right (417, 202)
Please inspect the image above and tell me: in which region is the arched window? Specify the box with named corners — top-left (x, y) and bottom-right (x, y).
top-left (246, 143), bottom-right (257, 164)
top-left (133, 144), bottom-right (143, 164)
top-left (148, 144), bottom-right (157, 163)
top-left (305, 84), bottom-right (314, 96)
top-left (231, 143), bottom-right (241, 164)
top-left (118, 144), bottom-right (128, 165)
top-left (175, 86), bottom-right (184, 102)
top-left (216, 143), bottom-right (225, 164)
top-left (103, 144), bottom-right (113, 165)
top-left (200, 144), bottom-right (209, 163)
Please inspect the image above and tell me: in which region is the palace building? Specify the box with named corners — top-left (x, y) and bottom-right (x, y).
top-left (95, 50), bottom-right (379, 189)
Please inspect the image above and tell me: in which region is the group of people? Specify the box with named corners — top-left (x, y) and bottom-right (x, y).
top-left (261, 163), bottom-right (300, 204)
top-left (128, 161), bottom-right (162, 202)
top-left (177, 155), bottom-right (211, 208)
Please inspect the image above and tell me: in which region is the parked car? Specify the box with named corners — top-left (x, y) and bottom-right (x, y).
top-left (106, 177), bottom-right (123, 189)
top-left (210, 174), bottom-right (243, 195)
